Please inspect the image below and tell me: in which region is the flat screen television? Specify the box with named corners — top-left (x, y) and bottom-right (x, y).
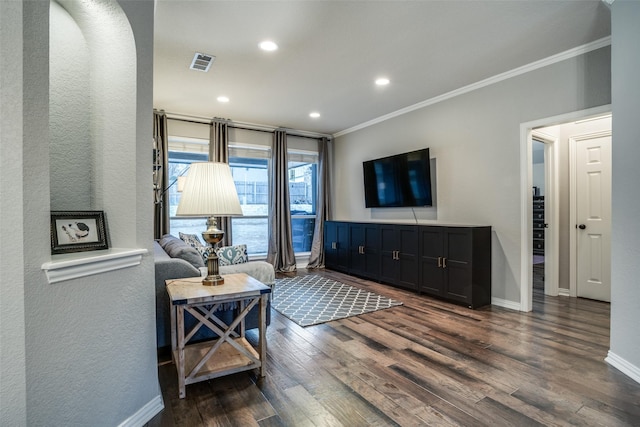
top-left (363, 148), bottom-right (432, 208)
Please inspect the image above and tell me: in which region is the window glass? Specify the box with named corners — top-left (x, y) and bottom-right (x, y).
top-left (228, 145), bottom-right (270, 255)
top-left (289, 150), bottom-right (318, 253)
top-left (166, 136), bottom-right (319, 256)
top-left (167, 149), bottom-right (209, 240)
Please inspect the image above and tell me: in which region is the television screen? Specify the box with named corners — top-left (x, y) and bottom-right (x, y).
top-left (363, 148), bottom-right (432, 208)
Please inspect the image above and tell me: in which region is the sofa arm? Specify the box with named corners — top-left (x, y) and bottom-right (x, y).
top-left (219, 260), bottom-right (275, 286)
top-left (155, 258), bottom-right (201, 348)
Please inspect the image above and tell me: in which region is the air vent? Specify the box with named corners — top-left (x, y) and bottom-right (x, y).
top-left (190, 53), bottom-right (215, 72)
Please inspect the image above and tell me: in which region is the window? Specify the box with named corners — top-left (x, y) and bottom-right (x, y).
top-left (228, 145), bottom-right (270, 255)
top-left (289, 150), bottom-right (318, 253)
top-left (167, 137), bottom-right (209, 239)
top-left (166, 136), bottom-right (318, 256)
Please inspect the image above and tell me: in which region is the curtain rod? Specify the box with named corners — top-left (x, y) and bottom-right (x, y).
top-left (164, 112), bottom-right (332, 140)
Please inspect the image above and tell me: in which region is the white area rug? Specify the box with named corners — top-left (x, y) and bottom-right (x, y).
top-left (272, 274), bottom-right (403, 327)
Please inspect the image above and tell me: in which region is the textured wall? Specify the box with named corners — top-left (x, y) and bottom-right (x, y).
top-left (49, 1), bottom-right (92, 211)
top-left (0, 1), bottom-right (159, 426)
top-left (333, 47), bottom-right (611, 304)
top-left (610, 0), bottom-right (640, 381)
top-left (0, 1), bottom-right (28, 425)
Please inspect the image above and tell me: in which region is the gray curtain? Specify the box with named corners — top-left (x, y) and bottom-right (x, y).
top-left (153, 109), bottom-right (169, 239)
top-left (209, 118), bottom-right (233, 246)
top-left (307, 137), bottom-right (331, 268)
top-left (267, 129), bottom-right (297, 272)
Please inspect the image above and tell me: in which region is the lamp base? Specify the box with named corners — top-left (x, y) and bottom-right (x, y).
top-left (202, 275), bottom-right (224, 286)
top-left (202, 216), bottom-right (225, 286)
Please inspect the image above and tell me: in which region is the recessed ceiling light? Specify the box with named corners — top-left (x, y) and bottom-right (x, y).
top-left (259, 40), bottom-right (278, 51)
top-left (309, 112), bottom-right (320, 118)
top-left (375, 77), bottom-right (390, 86)
top-left (217, 96), bottom-right (229, 103)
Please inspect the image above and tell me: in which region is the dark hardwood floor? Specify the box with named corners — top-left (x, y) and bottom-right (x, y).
top-left (147, 269), bottom-right (640, 426)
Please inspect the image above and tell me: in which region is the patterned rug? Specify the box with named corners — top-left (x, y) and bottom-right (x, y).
top-left (272, 275), bottom-right (403, 327)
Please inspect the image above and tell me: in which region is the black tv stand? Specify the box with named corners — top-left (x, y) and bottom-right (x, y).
top-left (324, 221), bottom-right (492, 309)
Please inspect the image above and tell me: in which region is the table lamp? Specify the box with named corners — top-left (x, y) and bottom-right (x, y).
top-left (176, 162), bottom-right (242, 285)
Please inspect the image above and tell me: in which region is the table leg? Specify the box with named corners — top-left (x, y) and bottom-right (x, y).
top-left (170, 302), bottom-right (177, 362)
top-left (177, 305), bottom-right (186, 398)
top-left (258, 294), bottom-right (267, 377)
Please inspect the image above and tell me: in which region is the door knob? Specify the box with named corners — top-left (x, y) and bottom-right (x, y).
top-left (578, 224), bottom-right (586, 230)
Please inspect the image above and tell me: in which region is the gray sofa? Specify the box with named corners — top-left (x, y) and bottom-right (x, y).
top-left (154, 234), bottom-right (275, 349)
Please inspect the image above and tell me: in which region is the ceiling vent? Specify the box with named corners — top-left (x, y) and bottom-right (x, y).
top-left (190, 53), bottom-right (215, 72)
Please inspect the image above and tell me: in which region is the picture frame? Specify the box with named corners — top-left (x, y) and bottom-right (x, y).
top-left (50, 211), bottom-right (109, 254)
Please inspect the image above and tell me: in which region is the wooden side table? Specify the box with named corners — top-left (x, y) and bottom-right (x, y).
top-left (166, 273), bottom-right (271, 398)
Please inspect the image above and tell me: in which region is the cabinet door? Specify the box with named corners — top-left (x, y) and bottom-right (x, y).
top-left (349, 223), bottom-right (366, 276)
top-left (362, 224), bottom-right (381, 279)
top-left (443, 228), bottom-right (473, 304)
top-left (396, 226), bottom-right (420, 291)
top-left (419, 226), bottom-right (445, 296)
top-left (335, 222), bottom-right (350, 272)
top-left (324, 221), bottom-right (337, 268)
top-left (379, 224), bottom-right (399, 284)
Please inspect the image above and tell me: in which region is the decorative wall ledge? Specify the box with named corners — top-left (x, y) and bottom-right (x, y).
top-left (41, 248), bottom-right (148, 284)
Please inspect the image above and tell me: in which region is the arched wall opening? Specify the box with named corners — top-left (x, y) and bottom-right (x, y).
top-left (50, 0), bottom-right (137, 247)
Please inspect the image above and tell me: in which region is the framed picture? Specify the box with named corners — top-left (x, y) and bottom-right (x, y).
top-left (50, 211), bottom-right (109, 254)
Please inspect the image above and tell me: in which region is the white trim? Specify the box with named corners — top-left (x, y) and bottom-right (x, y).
top-left (491, 297), bottom-right (521, 312)
top-left (558, 287), bottom-right (571, 297)
top-left (605, 351), bottom-right (640, 385)
top-left (335, 37), bottom-right (611, 138)
top-left (569, 136), bottom-right (578, 297)
top-left (117, 394), bottom-right (164, 427)
top-left (41, 248), bottom-right (148, 284)
top-left (520, 125), bottom-right (534, 312)
top-left (520, 105), bottom-right (611, 311)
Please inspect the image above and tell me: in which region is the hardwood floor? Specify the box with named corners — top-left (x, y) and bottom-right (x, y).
top-left (147, 269), bottom-right (640, 426)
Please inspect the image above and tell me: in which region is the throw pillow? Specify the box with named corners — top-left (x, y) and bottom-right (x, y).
top-left (216, 244), bottom-right (249, 266)
top-left (159, 234), bottom-right (205, 269)
top-left (179, 232), bottom-right (213, 262)
top-left (179, 232), bottom-right (204, 248)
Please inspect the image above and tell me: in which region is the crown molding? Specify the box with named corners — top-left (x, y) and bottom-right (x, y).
top-left (334, 36), bottom-right (612, 138)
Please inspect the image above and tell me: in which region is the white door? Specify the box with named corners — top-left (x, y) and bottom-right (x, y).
top-left (574, 132), bottom-right (611, 302)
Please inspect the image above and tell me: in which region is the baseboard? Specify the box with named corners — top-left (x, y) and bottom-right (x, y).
top-left (491, 297), bottom-right (522, 311)
top-left (605, 351), bottom-right (640, 385)
top-left (558, 287), bottom-right (571, 297)
top-left (117, 394), bottom-right (164, 427)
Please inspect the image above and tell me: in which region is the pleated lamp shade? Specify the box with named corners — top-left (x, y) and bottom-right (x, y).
top-left (176, 162), bottom-right (242, 217)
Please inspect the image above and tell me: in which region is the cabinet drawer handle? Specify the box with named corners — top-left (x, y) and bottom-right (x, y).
top-left (332, 242), bottom-right (337, 249)
top-left (443, 257), bottom-right (447, 268)
top-left (437, 256), bottom-right (442, 268)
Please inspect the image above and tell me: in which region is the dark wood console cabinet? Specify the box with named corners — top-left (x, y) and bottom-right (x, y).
top-left (324, 221), bottom-right (491, 308)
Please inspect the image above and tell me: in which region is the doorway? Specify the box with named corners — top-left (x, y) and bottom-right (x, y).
top-left (531, 138), bottom-right (547, 294)
top-left (520, 106), bottom-right (612, 311)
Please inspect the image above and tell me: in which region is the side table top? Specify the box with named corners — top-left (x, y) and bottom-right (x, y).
top-left (166, 273), bottom-right (271, 305)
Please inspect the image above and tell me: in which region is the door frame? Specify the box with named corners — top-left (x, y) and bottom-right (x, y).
top-left (531, 131), bottom-right (559, 298)
top-left (519, 105), bottom-right (611, 312)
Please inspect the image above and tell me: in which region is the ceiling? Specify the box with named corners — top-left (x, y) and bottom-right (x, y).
top-left (153, 1), bottom-right (611, 136)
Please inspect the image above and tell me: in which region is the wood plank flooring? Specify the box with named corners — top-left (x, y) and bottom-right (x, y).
top-left (147, 269), bottom-right (640, 426)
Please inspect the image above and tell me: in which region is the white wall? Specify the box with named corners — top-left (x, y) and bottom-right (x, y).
top-left (609, 0), bottom-right (640, 383)
top-left (0, 1), bottom-right (28, 425)
top-left (0, 1), bottom-right (160, 425)
top-left (333, 46), bottom-right (611, 304)
top-left (50, 1), bottom-right (92, 210)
